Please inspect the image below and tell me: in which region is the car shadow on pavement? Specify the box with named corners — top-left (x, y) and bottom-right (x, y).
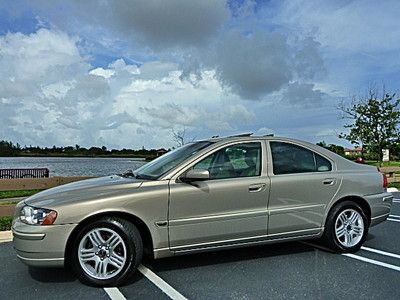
top-left (28, 267), bottom-right (76, 283)
top-left (28, 266), bottom-right (146, 286)
top-left (147, 241), bottom-right (319, 273)
top-left (365, 233), bottom-right (376, 242)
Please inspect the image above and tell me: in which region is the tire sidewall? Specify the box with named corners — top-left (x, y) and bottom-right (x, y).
top-left (71, 218), bottom-right (139, 287)
top-left (326, 201), bottom-right (368, 252)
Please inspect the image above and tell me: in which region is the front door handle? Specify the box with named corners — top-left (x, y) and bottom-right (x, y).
top-left (323, 178), bottom-right (336, 185)
top-left (248, 183), bottom-right (266, 192)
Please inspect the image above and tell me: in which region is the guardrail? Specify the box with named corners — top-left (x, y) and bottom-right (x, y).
top-left (0, 168), bottom-right (50, 179)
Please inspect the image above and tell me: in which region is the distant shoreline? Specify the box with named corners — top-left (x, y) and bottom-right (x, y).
top-left (0, 154), bottom-right (154, 160)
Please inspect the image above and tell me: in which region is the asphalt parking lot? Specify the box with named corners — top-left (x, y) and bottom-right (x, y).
top-left (1, 192), bottom-right (399, 300)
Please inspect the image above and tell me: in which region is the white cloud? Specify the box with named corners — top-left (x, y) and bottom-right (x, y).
top-left (282, 82), bottom-right (324, 106)
top-left (278, 0), bottom-right (400, 53)
top-left (0, 29), bottom-right (259, 148)
top-left (24, 1), bottom-right (326, 102)
top-left (3, 1), bottom-right (397, 149)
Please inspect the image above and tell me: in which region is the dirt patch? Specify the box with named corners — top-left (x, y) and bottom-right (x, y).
top-left (0, 205), bottom-right (16, 217)
top-left (0, 176), bottom-right (93, 191)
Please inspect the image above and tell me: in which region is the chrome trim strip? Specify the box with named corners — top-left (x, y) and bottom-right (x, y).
top-left (171, 228), bottom-right (321, 251)
top-left (173, 231), bottom-right (322, 254)
top-left (153, 247), bottom-right (172, 259)
top-left (12, 231), bottom-right (45, 241)
top-left (269, 204), bottom-right (325, 215)
top-left (169, 210), bottom-right (268, 226)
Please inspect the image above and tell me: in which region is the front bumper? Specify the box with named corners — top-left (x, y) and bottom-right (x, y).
top-left (365, 192), bottom-right (393, 227)
top-left (12, 219), bottom-right (77, 267)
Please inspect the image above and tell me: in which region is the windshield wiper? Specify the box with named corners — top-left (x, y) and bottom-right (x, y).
top-left (117, 170), bottom-right (135, 178)
top-left (135, 173), bottom-right (156, 180)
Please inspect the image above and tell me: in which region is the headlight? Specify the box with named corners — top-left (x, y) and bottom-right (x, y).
top-left (20, 206), bottom-right (58, 225)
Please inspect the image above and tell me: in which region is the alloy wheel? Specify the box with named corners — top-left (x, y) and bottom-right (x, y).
top-left (335, 208), bottom-right (364, 248)
top-left (78, 228), bottom-right (127, 280)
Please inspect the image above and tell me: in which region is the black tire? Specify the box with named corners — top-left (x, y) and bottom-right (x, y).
top-left (71, 217), bottom-right (143, 287)
top-left (322, 201), bottom-right (369, 253)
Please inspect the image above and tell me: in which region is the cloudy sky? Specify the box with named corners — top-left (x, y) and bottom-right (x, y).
top-left (1, 0), bottom-right (399, 149)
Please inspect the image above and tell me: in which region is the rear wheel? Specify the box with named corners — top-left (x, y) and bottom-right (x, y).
top-left (323, 201), bottom-right (368, 252)
top-left (71, 217), bottom-right (143, 286)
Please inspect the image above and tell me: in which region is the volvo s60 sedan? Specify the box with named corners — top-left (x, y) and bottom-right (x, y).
top-left (12, 135), bottom-right (393, 286)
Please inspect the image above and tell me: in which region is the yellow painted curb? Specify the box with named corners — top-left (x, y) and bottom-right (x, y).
top-left (0, 230), bottom-right (13, 243)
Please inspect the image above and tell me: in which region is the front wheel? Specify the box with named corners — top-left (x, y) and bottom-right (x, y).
top-left (322, 201), bottom-right (368, 253)
top-left (71, 217), bottom-right (143, 286)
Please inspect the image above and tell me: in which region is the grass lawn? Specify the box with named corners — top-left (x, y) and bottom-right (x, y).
top-left (389, 182), bottom-right (400, 189)
top-left (0, 216), bottom-right (12, 231)
top-left (0, 189), bottom-right (42, 199)
top-left (0, 201), bottom-right (20, 206)
top-left (366, 161), bottom-right (400, 167)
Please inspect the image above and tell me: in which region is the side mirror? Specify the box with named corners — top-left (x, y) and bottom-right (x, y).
top-left (181, 169), bottom-right (210, 182)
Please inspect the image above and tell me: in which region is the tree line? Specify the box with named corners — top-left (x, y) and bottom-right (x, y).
top-left (338, 87), bottom-right (400, 164)
top-left (1, 87), bottom-right (399, 163)
top-left (0, 141), bottom-right (168, 159)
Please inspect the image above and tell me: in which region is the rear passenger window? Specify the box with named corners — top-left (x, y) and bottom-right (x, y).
top-left (315, 153), bottom-right (332, 172)
top-left (270, 142), bottom-right (332, 175)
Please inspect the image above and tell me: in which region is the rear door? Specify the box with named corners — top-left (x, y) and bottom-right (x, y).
top-left (168, 141), bottom-right (270, 250)
top-left (267, 141), bottom-right (340, 235)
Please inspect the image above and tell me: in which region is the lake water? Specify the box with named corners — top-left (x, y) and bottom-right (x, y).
top-left (0, 157), bottom-right (147, 177)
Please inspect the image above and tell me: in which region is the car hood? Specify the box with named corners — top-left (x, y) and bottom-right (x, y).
top-left (24, 175), bottom-right (144, 208)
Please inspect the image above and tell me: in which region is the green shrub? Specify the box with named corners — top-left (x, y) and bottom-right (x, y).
top-left (389, 182), bottom-right (400, 189)
top-left (0, 189), bottom-right (42, 199)
top-left (0, 216), bottom-right (13, 231)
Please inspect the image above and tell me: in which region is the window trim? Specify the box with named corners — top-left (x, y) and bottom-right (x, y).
top-left (268, 140), bottom-right (333, 176)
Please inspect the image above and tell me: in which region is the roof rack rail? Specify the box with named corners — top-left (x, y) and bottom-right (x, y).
top-left (263, 133), bottom-right (274, 137)
top-left (226, 132), bottom-right (253, 138)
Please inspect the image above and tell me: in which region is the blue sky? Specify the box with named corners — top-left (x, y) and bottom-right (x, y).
top-left (0, 0), bottom-right (399, 149)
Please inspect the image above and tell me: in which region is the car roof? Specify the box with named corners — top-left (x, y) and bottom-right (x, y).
top-left (200, 134), bottom-right (304, 144)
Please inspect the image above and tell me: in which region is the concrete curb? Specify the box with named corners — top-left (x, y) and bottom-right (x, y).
top-left (0, 230), bottom-right (12, 243)
top-left (388, 187), bottom-right (399, 193)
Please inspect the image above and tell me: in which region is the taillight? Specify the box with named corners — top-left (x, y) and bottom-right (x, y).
top-left (382, 173), bottom-right (388, 189)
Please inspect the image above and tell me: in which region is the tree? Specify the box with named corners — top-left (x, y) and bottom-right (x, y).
top-left (171, 127), bottom-right (195, 147)
top-left (339, 88), bottom-right (400, 164)
top-left (317, 141), bottom-right (345, 156)
top-left (0, 141), bottom-right (17, 156)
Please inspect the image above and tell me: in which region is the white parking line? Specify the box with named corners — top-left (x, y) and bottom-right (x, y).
top-left (361, 246), bottom-right (400, 260)
top-left (138, 265), bottom-right (187, 300)
top-left (389, 214), bottom-right (400, 219)
top-left (393, 199), bottom-right (400, 203)
top-left (342, 253), bottom-right (400, 272)
top-left (388, 218), bottom-right (400, 223)
top-left (104, 287), bottom-right (127, 300)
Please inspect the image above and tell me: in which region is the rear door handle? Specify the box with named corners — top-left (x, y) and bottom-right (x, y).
top-left (248, 183), bottom-right (266, 192)
top-left (323, 178), bottom-right (336, 185)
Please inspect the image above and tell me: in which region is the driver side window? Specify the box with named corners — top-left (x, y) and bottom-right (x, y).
top-left (192, 142), bottom-right (262, 180)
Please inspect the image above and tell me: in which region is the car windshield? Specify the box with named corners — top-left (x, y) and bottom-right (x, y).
top-left (134, 141), bottom-right (214, 180)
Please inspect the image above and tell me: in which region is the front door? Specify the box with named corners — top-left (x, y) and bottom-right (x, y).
top-left (168, 141), bottom-right (270, 250)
